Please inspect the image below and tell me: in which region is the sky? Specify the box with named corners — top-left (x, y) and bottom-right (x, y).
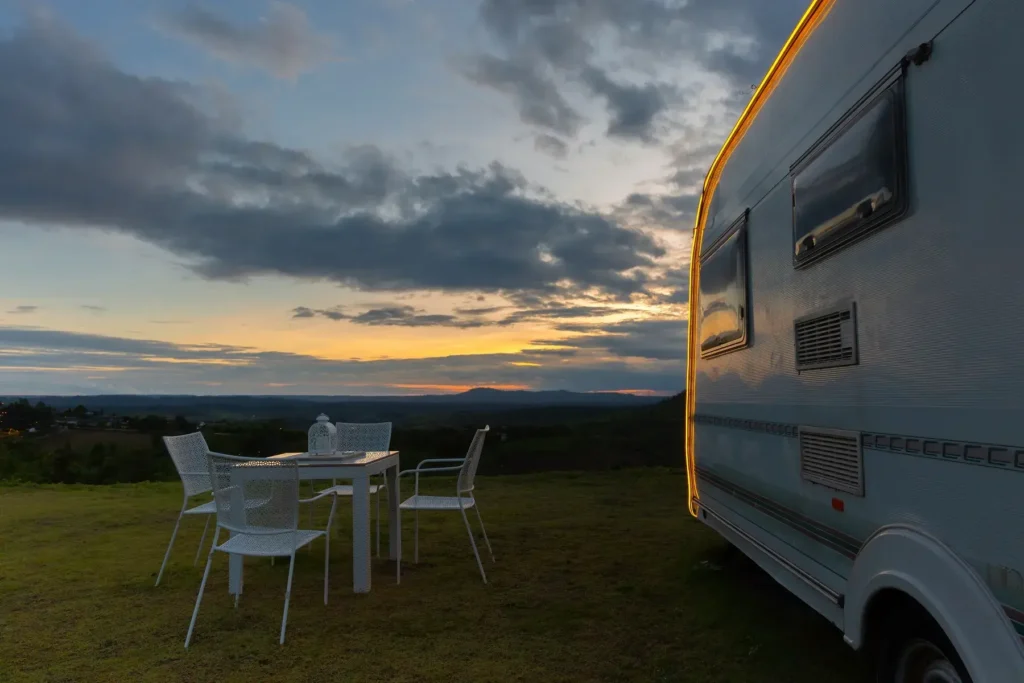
top-left (0, 0), bottom-right (808, 396)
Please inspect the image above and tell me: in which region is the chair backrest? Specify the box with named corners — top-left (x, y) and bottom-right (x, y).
top-left (335, 422), bottom-right (392, 453)
top-left (163, 432), bottom-right (213, 497)
top-left (457, 426), bottom-right (489, 495)
top-left (207, 453), bottom-right (300, 535)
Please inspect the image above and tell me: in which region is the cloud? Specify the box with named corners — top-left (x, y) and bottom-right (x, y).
top-left (7, 305), bottom-right (38, 315)
top-left (158, 2), bottom-right (338, 78)
top-left (460, 54), bottom-right (584, 137)
top-left (579, 67), bottom-right (672, 143)
top-left (292, 305), bottom-right (348, 321)
top-left (0, 326), bottom-right (683, 394)
top-left (539, 318), bottom-right (687, 361)
top-left (81, 304), bottom-right (106, 312)
top-left (651, 267), bottom-right (690, 305)
top-left (0, 13), bottom-right (663, 303)
top-left (533, 133), bottom-right (569, 159)
top-left (293, 304), bottom-right (485, 328)
top-left (616, 192), bottom-right (700, 232)
top-left (291, 301), bottom-right (626, 328)
top-left (351, 306), bottom-right (486, 328)
top-left (465, 0), bottom-right (808, 143)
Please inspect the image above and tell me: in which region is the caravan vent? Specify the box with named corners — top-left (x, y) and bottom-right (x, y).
top-left (794, 303), bottom-right (858, 370)
top-left (799, 427), bottom-right (864, 496)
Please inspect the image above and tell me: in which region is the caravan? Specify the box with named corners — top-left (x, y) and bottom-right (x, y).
top-left (685, 0), bottom-right (1024, 681)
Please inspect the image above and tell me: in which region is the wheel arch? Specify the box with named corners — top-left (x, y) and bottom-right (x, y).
top-left (844, 524), bottom-right (1024, 683)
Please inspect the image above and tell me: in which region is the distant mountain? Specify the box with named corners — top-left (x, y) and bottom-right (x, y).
top-left (0, 388), bottom-right (666, 426)
top-left (3, 388), bottom-right (662, 407)
top-left (427, 388), bottom-right (662, 406)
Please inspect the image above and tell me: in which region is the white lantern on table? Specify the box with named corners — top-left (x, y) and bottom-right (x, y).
top-left (307, 413), bottom-right (337, 455)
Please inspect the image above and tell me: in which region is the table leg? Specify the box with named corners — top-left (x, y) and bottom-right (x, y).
top-left (352, 472), bottom-right (371, 593)
top-left (387, 464), bottom-right (401, 564)
top-left (227, 471), bottom-right (245, 596)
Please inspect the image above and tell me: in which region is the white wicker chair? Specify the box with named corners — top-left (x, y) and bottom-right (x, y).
top-left (399, 425), bottom-right (493, 583)
top-left (185, 453), bottom-right (338, 648)
top-left (156, 432), bottom-right (223, 586)
top-left (309, 422), bottom-right (392, 555)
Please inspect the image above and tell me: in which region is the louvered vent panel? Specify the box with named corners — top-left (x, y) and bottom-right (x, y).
top-left (799, 427), bottom-right (864, 496)
top-left (794, 303), bottom-right (858, 370)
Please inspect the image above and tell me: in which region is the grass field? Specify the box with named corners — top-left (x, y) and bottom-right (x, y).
top-left (0, 469), bottom-right (869, 682)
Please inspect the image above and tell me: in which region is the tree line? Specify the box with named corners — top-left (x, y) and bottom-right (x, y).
top-left (0, 395), bottom-right (683, 485)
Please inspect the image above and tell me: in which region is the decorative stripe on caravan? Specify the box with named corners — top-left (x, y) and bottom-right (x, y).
top-left (693, 413), bottom-right (1024, 474)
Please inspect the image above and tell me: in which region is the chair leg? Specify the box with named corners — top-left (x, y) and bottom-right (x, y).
top-left (375, 486), bottom-right (381, 558)
top-left (308, 481), bottom-right (316, 553)
top-left (473, 504), bottom-right (494, 562)
top-left (324, 496), bottom-right (337, 605)
top-left (460, 506), bottom-right (487, 584)
top-left (156, 506), bottom-right (186, 586)
top-left (194, 515), bottom-right (212, 567)
top-left (280, 552), bottom-right (297, 645)
top-left (414, 508), bottom-right (419, 564)
top-left (185, 528), bottom-right (219, 649)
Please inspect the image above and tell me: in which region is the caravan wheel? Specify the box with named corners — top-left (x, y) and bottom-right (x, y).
top-left (875, 604), bottom-right (972, 683)
top-left (891, 639), bottom-right (964, 683)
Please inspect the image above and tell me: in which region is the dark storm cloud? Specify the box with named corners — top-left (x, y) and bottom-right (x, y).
top-left (0, 14), bottom-right (663, 301)
top-left (158, 2), bottom-right (337, 78)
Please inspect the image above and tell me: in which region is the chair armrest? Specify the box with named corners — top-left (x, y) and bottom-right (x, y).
top-left (399, 459), bottom-right (466, 496)
top-left (416, 458), bottom-right (466, 468)
top-left (298, 491), bottom-right (336, 504)
top-left (399, 465), bottom-right (462, 476)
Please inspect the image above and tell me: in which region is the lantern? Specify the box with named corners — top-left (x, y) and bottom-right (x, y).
top-left (308, 413), bottom-right (337, 455)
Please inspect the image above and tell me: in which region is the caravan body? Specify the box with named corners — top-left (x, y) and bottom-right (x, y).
top-left (686, 0), bottom-right (1024, 681)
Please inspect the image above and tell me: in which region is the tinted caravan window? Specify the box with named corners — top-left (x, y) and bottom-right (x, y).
top-left (699, 214), bottom-right (749, 359)
top-left (792, 72), bottom-right (908, 266)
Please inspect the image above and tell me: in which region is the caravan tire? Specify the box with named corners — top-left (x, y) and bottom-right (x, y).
top-left (874, 604), bottom-right (972, 683)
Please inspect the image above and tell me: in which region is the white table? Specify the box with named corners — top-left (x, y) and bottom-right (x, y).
top-left (227, 450), bottom-right (401, 596)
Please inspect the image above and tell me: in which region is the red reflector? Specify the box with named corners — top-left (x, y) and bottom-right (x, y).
top-left (831, 498), bottom-right (845, 512)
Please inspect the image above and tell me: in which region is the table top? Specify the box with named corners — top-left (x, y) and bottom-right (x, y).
top-left (268, 450), bottom-right (399, 468)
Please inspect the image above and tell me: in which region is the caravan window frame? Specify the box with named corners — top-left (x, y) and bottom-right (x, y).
top-left (790, 65), bottom-right (910, 268)
top-left (698, 210), bottom-right (750, 359)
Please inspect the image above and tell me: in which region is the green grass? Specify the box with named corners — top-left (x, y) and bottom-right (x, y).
top-left (0, 469), bottom-right (869, 682)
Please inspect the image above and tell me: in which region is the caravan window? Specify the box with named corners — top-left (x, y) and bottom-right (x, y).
top-left (699, 213), bottom-right (749, 359)
top-left (791, 73), bottom-right (908, 266)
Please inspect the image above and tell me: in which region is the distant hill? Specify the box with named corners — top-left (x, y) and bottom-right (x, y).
top-left (3, 388), bottom-right (662, 407)
top-left (0, 389), bottom-right (667, 427)
top-left (410, 388), bottom-right (664, 406)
